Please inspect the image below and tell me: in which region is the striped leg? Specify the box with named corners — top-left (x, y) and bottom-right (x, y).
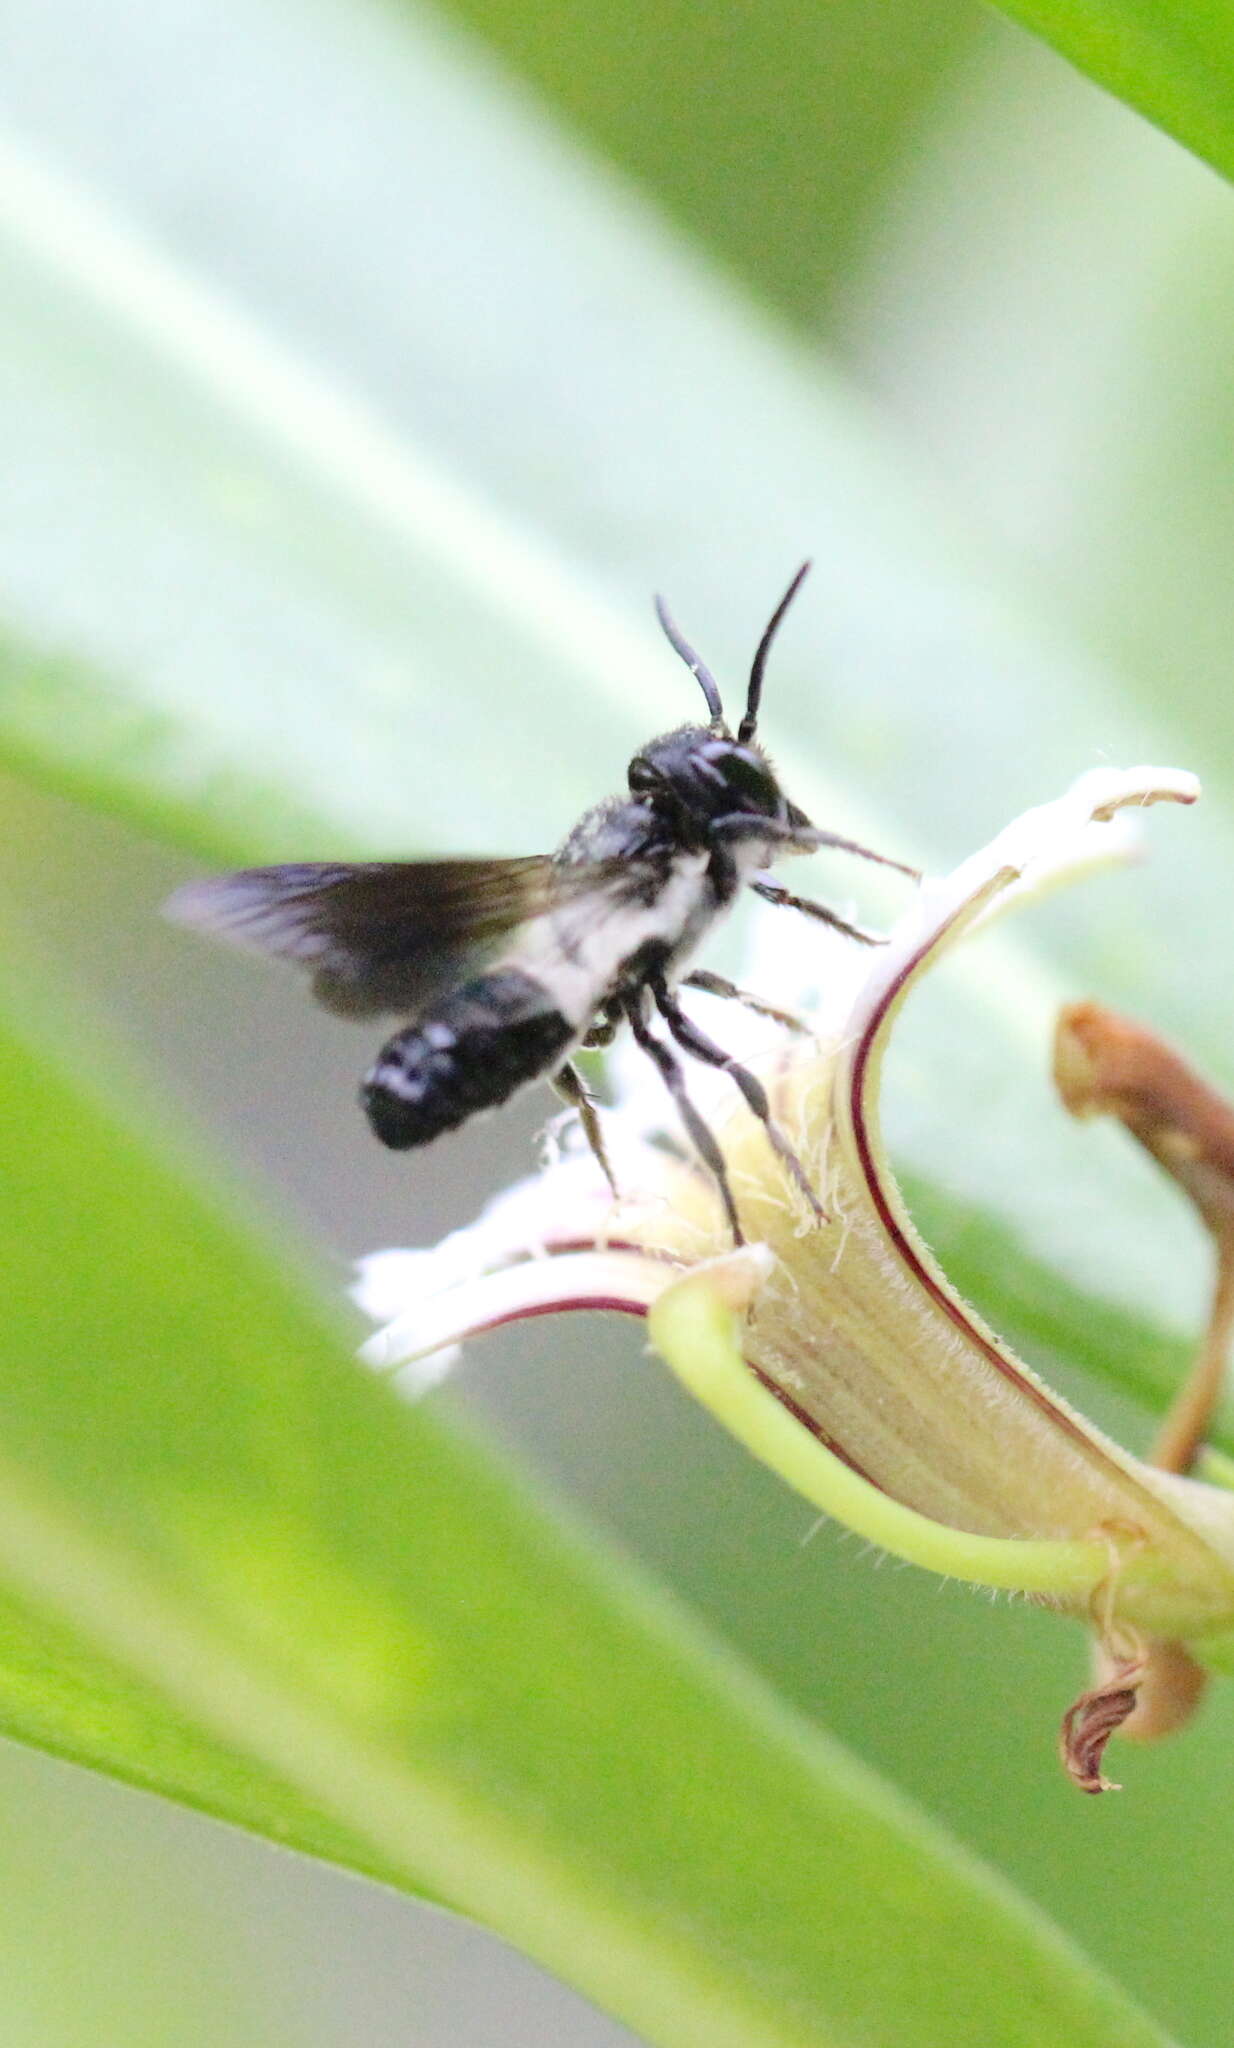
top-left (624, 997), bottom-right (744, 1245)
top-left (652, 980), bottom-right (825, 1223)
top-left (683, 968), bottom-right (808, 1034)
top-left (552, 1059), bottom-right (618, 1199)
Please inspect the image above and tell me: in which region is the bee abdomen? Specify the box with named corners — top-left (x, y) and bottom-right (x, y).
top-left (362, 968), bottom-right (575, 1151)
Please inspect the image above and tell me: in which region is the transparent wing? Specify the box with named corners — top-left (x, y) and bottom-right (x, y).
top-left (165, 856), bottom-right (560, 1018)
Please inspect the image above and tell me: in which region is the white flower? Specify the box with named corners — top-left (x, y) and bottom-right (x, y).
top-left (355, 764), bottom-right (1234, 1789)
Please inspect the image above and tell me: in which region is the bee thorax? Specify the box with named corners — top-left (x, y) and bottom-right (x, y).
top-left (363, 969), bottom-right (574, 1151)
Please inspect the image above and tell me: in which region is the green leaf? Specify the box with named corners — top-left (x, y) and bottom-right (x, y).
top-left (0, 990), bottom-right (1175, 2048)
top-left (0, 1742), bottom-right (295, 2048)
top-left (986, 2), bottom-right (1234, 189)
top-left (432, 0), bottom-right (981, 322)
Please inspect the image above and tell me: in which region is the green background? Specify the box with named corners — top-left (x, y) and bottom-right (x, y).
top-left (3, 0), bottom-right (1234, 2040)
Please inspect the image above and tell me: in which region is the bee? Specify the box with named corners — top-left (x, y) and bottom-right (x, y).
top-left (166, 564), bottom-right (913, 1242)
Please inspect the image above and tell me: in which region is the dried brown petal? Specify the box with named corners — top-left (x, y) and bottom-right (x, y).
top-left (1054, 1003), bottom-right (1234, 1770)
top-left (1055, 1002), bottom-right (1234, 1240)
top-left (1055, 1002), bottom-right (1234, 1480)
top-left (1059, 1652), bottom-right (1148, 1794)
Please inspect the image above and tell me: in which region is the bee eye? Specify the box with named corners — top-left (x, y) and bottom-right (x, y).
top-left (628, 758), bottom-right (658, 794)
top-left (717, 749), bottom-right (777, 807)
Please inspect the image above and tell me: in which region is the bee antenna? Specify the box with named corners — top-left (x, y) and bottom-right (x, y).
top-left (654, 592), bottom-right (725, 726)
top-left (740, 560), bottom-right (811, 744)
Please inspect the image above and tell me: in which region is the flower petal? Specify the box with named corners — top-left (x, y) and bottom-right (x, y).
top-left (675, 767), bottom-right (1234, 1635)
top-left (359, 1249), bottom-right (674, 1374)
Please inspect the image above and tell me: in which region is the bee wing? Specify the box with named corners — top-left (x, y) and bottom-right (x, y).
top-left (165, 856), bottom-right (561, 1019)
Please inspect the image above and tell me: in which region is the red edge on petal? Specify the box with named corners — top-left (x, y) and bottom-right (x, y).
top-left (847, 914), bottom-right (1104, 1460)
top-left (471, 1296), bottom-right (651, 1337)
top-left (749, 1362), bottom-right (874, 1480)
top-left (459, 1240), bottom-right (875, 1477)
top-left (539, 1238), bottom-right (676, 1260)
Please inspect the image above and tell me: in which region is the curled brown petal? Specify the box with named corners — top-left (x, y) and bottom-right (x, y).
top-left (1054, 1002), bottom-right (1234, 1244)
top-left (1055, 1003), bottom-right (1234, 1478)
top-left (1054, 1003), bottom-right (1234, 1764)
top-left (1059, 1652), bottom-right (1148, 1794)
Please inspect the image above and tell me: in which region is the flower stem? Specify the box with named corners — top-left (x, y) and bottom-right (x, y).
top-left (649, 1265), bottom-right (1114, 1600)
top-left (1152, 1238), bottom-right (1234, 1475)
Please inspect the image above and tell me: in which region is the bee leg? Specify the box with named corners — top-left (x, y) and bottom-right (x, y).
top-left (552, 1060), bottom-right (619, 1201)
top-left (749, 876), bottom-right (883, 947)
top-left (682, 968), bottom-right (808, 1035)
top-left (581, 1012), bottom-right (619, 1050)
top-left (651, 979), bottom-right (826, 1226)
top-left (624, 998), bottom-right (745, 1246)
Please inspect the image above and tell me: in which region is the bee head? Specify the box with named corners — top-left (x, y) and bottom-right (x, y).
top-left (627, 728), bottom-right (788, 827)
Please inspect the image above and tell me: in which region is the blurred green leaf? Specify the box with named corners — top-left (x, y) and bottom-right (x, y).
top-left (0, 996), bottom-right (1173, 2048)
top-left (0, 1740), bottom-right (290, 2048)
top-left (987, 2), bottom-right (1234, 185)
top-left (433, 0), bottom-right (981, 321)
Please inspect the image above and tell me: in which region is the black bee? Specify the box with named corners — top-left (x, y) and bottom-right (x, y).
top-left (167, 564), bottom-right (913, 1242)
